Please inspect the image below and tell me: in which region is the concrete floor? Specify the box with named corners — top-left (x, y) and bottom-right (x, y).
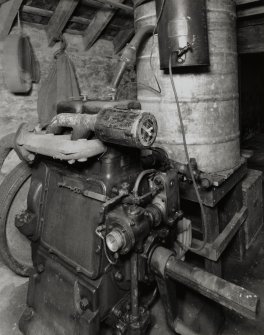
top-left (1, 229), bottom-right (264, 335)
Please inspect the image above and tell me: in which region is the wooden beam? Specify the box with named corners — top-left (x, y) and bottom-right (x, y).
top-left (83, 0), bottom-right (125, 50)
top-left (237, 5), bottom-right (264, 17)
top-left (113, 27), bottom-right (134, 54)
top-left (0, 0), bottom-right (23, 40)
top-left (236, 0), bottom-right (262, 5)
top-left (46, 0), bottom-right (80, 47)
top-left (238, 17), bottom-right (264, 53)
top-left (0, 0), bottom-right (11, 5)
top-left (82, 0), bottom-right (133, 13)
top-left (21, 5), bottom-right (132, 31)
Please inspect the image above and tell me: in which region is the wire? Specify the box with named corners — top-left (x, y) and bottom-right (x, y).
top-left (168, 53), bottom-right (208, 252)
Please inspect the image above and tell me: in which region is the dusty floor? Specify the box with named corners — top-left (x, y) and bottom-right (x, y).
top-left (0, 228), bottom-right (264, 335)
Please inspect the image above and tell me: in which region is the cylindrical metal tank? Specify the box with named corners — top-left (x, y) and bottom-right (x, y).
top-left (135, 0), bottom-right (240, 173)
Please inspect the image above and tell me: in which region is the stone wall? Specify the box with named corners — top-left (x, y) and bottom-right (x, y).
top-left (0, 25), bottom-right (136, 176)
top-left (0, 25), bottom-right (136, 137)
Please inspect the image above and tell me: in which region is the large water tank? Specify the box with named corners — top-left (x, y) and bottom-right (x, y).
top-left (135, 0), bottom-right (240, 173)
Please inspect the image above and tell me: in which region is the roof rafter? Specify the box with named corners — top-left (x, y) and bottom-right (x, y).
top-left (0, 0), bottom-right (23, 40)
top-left (46, 0), bottom-right (80, 46)
top-left (83, 0), bottom-right (126, 50)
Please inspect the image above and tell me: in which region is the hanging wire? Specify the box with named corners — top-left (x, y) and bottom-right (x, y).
top-left (168, 53), bottom-right (208, 252)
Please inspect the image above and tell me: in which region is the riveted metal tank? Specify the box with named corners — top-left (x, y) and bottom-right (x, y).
top-left (135, 0), bottom-right (240, 173)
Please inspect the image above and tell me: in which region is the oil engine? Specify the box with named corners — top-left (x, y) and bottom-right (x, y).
top-left (13, 0), bottom-right (260, 334)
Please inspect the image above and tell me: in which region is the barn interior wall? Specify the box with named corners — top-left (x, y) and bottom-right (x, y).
top-left (0, 25), bottom-right (136, 139)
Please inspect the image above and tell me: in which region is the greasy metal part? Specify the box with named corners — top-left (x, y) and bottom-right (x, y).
top-left (94, 109), bottom-right (158, 148)
top-left (47, 113), bottom-right (97, 140)
top-left (48, 108), bottom-right (158, 148)
top-left (135, 0), bottom-right (241, 172)
top-left (105, 205), bottom-right (152, 255)
top-left (151, 169), bottom-right (181, 226)
top-left (110, 24), bottom-right (155, 97)
top-left (155, 0), bottom-right (209, 68)
top-left (150, 247), bottom-right (259, 320)
top-left (15, 124), bottom-right (106, 163)
top-left (131, 253), bottom-right (139, 321)
top-left (180, 160), bottom-right (247, 207)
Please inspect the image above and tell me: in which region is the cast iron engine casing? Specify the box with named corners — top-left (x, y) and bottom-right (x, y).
top-left (19, 147), bottom-right (142, 335)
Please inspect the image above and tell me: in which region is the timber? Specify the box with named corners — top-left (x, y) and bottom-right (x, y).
top-left (21, 5), bottom-right (130, 32)
top-left (0, 0), bottom-right (23, 40)
top-left (83, 0), bottom-right (125, 50)
top-left (113, 27), bottom-right (134, 54)
top-left (46, 0), bottom-right (80, 46)
top-left (238, 16), bottom-right (264, 53)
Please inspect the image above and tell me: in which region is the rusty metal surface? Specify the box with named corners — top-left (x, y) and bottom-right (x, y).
top-left (155, 0), bottom-right (209, 69)
top-left (135, 0), bottom-right (240, 173)
top-left (151, 247), bottom-right (259, 320)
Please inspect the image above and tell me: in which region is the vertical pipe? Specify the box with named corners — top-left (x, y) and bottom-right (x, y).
top-left (131, 253), bottom-right (139, 320)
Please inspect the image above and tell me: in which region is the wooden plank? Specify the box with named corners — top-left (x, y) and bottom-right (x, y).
top-left (191, 207), bottom-right (248, 262)
top-left (238, 18), bottom-right (264, 53)
top-left (0, 0), bottom-right (23, 40)
top-left (83, 0), bottom-right (125, 50)
top-left (113, 27), bottom-right (134, 54)
top-left (238, 5), bottom-right (264, 17)
top-left (0, 0), bottom-right (11, 5)
top-left (21, 5), bottom-right (130, 31)
top-left (236, 0), bottom-right (262, 5)
top-left (82, 0), bottom-right (133, 13)
top-left (46, 0), bottom-right (80, 47)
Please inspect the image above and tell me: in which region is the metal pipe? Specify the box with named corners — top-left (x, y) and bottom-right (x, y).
top-left (131, 253), bottom-right (139, 320)
top-left (150, 247), bottom-right (259, 320)
top-left (110, 24), bottom-right (155, 97)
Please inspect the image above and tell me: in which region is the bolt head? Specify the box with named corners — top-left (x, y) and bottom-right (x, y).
top-left (80, 298), bottom-right (89, 311)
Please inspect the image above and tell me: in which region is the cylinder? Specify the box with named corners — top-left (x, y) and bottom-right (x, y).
top-left (156, 0), bottom-right (209, 69)
top-left (150, 247), bottom-right (259, 320)
top-left (95, 109), bottom-right (158, 148)
top-left (135, 0), bottom-right (240, 172)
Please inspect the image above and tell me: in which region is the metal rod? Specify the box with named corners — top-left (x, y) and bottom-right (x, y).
top-left (150, 247), bottom-right (259, 320)
top-left (131, 253), bottom-right (139, 320)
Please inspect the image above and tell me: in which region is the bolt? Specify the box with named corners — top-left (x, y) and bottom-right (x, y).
top-left (37, 264), bottom-right (45, 273)
top-left (27, 153), bottom-right (35, 162)
top-left (154, 178), bottom-right (162, 186)
top-left (170, 180), bottom-right (175, 187)
top-left (80, 298), bottom-right (89, 311)
top-left (95, 245), bottom-right (101, 254)
top-left (201, 178), bottom-right (211, 189)
top-left (114, 271), bottom-right (124, 282)
top-left (22, 307), bottom-right (34, 321)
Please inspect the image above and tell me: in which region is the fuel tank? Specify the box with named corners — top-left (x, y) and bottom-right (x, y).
top-left (135, 0), bottom-right (240, 173)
